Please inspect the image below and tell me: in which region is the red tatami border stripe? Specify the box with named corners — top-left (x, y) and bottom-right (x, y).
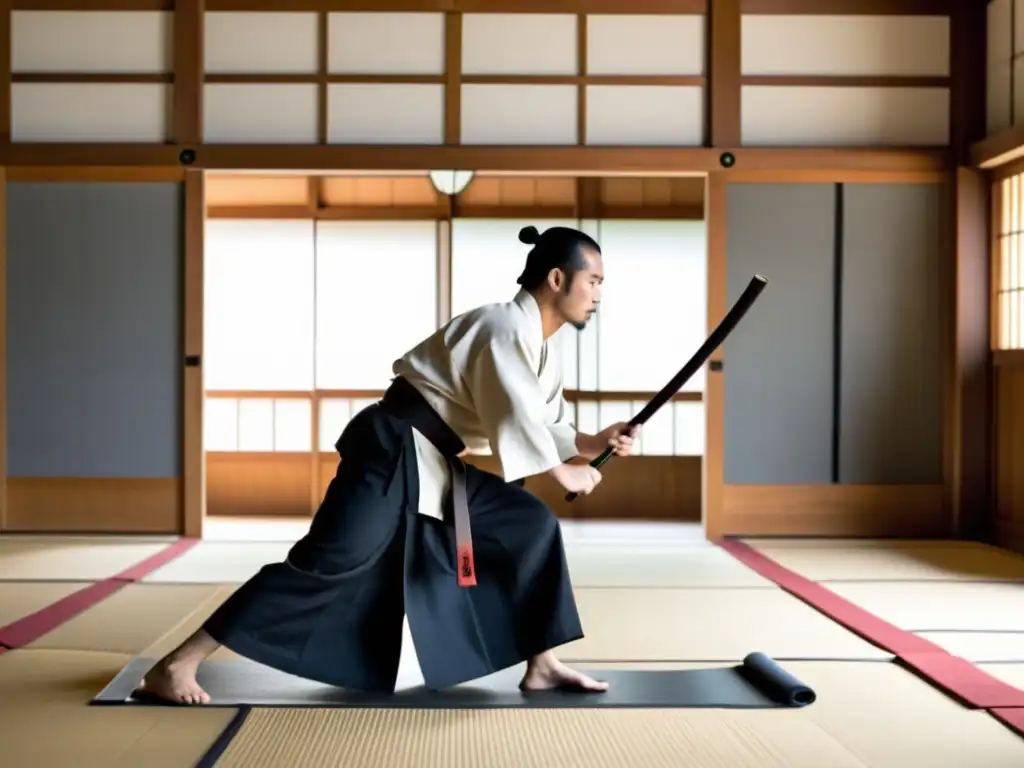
top-left (0, 538), bottom-right (198, 649)
top-left (715, 537), bottom-right (1024, 710)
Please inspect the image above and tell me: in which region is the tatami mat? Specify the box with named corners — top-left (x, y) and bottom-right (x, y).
top-left (824, 581), bottom-right (1024, 631)
top-left (794, 660), bottom-right (1024, 767)
top-left (0, 581), bottom-right (88, 628)
top-left (25, 583), bottom-right (223, 654)
top-left (563, 587), bottom-right (891, 661)
top-left (0, 649), bottom-right (235, 768)
top-left (141, 542), bottom-right (295, 583)
top-left (0, 706), bottom-right (235, 768)
top-left (213, 708), bottom-right (865, 768)
top-left (0, 539), bottom-right (174, 581)
top-left (745, 541), bottom-right (1024, 582)
top-left (916, 632), bottom-right (1024, 662)
top-left (565, 546), bottom-right (774, 588)
top-left (0, 647), bottom-right (135, 707)
top-left (209, 660), bottom-right (1024, 768)
top-left (580, 660), bottom-right (1024, 768)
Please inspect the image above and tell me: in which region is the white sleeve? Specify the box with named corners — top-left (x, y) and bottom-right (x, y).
top-left (465, 333), bottom-right (566, 482)
top-left (545, 373), bottom-right (580, 463)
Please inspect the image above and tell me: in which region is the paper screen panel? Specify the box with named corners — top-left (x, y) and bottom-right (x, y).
top-left (11, 11), bottom-right (171, 73)
top-left (11, 84), bottom-right (170, 142)
top-left (273, 400), bottom-right (313, 452)
top-left (462, 13), bottom-right (577, 75)
top-left (205, 398), bottom-right (239, 451)
top-left (585, 86), bottom-right (704, 146)
top-left (586, 15), bottom-right (704, 75)
top-left (203, 219), bottom-right (315, 391)
top-left (314, 221), bottom-right (437, 390)
top-left (327, 12), bottom-right (445, 74)
top-left (461, 85), bottom-right (578, 145)
top-left (741, 15), bottom-right (949, 76)
top-left (573, 400), bottom-right (704, 456)
top-left (204, 12), bottom-right (318, 74)
top-left (326, 84), bottom-right (444, 144)
top-left (741, 86), bottom-right (949, 146)
top-left (203, 84), bottom-right (319, 143)
top-left (989, 0), bottom-right (1013, 134)
top-left (204, 398), bottom-right (312, 452)
top-left (594, 220), bottom-right (707, 394)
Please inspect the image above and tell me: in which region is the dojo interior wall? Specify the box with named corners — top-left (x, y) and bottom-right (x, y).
top-left (983, 0), bottom-right (1024, 556)
top-left (200, 173), bottom-right (707, 524)
top-left (719, 179), bottom-right (947, 536)
top-left (0, 1), bottom-right (997, 543)
top-left (3, 181), bottom-right (184, 533)
top-left (5, 9), bottom-right (951, 149)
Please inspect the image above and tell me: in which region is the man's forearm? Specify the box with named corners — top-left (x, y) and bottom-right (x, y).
top-left (574, 432), bottom-right (604, 461)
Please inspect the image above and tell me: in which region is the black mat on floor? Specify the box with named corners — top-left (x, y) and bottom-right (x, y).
top-left (91, 652), bottom-right (816, 710)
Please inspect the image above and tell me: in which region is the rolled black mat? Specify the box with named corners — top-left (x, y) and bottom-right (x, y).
top-left (93, 654), bottom-right (817, 710)
top-left (739, 651), bottom-right (817, 707)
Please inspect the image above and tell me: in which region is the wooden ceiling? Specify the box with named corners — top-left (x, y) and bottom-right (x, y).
top-left (204, 173), bottom-right (706, 219)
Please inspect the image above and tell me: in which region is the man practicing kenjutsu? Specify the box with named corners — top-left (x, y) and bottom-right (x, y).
top-left (142, 224), bottom-right (639, 704)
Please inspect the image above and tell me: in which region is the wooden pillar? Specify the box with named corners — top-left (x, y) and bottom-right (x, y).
top-left (175, 0), bottom-right (205, 537)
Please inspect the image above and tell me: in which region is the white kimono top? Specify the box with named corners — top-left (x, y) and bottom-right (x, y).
top-left (391, 289), bottom-right (579, 520)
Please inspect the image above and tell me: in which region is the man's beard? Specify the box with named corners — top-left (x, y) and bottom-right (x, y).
top-left (570, 310), bottom-right (597, 332)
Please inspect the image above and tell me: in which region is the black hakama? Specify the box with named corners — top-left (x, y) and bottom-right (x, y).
top-left (201, 380), bottom-right (585, 693)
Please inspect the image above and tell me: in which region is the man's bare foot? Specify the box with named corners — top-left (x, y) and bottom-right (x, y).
top-left (519, 651), bottom-right (609, 693)
top-left (140, 658), bottom-right (211, 705)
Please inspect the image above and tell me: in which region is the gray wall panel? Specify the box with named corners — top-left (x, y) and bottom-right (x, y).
top-left (839, 183), bottom-right (944, 484)
top-left (724, 183), bottom-right (836, 484)
top-left (7, 182), bottom-right (182, 478)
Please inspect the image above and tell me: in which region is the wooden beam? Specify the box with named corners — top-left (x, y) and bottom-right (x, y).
top-left (173, 0), bottom-right (204, 147)
top-left (0, 0), bottom-right (10, 145)
top-left (707, 0), bottom-right (740, 147)
top-left (949, 0), bottom-right (988, 167)
top-left (444, 12), bottom-right (462, 145)
top-left (204, 0), bottom-right (707, 10)
top-left (0, 144), bottom-right (185, 167)
top-left (740, 0), bottom-right (952, 12)
top-left (0, 145), bottom-right (947, 174)
top-left (10, 0), bottom-right (950, 10)
top-left (703, 171), bottom-right (726, 540)
top-left (972, 125), bottom-right (1024, 170)
top-left (12, 0), bottom-right (174, 8)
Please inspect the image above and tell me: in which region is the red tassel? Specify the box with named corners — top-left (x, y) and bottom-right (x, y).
top-left (456, 544), bottom-right (477, 587)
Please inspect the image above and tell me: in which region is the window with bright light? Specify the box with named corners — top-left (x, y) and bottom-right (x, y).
top-left (574, 399), bottom-right (704, 456)
top-left (314, 220), bottom-right (438, 389)
top-left (204, 219), bottom-right (315, 390)
top-left (593, 220), bottom-right (707, 393)
top-left (996, 174), bottom-right (1024, 350)
top-left (203, 397), bottom-right (312, 452)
